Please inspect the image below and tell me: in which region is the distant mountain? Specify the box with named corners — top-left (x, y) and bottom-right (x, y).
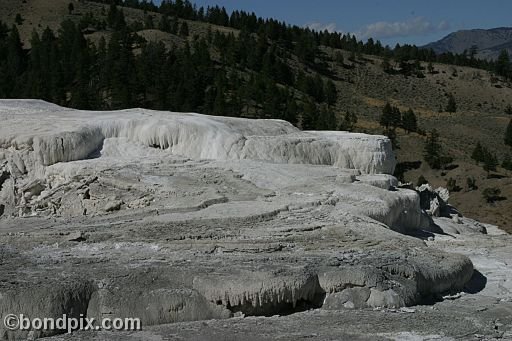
top-left (423, 27), bottom-right (512, 60)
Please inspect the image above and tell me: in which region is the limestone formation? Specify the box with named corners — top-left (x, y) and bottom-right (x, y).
top-left (416, 183), bottom-right (451, 217)
top-left (0, 101), bottom-right (510, 340)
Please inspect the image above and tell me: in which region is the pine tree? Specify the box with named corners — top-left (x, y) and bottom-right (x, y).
top-left (261, 81), bottom-right (282, 119)
top-left (106, 30), bottom-right (135, 109)
top-left (5, 25), bottom-right (24, 97)
top-left (325, 79), bottom-right (337, 106)
top-left (158, 15), bottom-right (171, 32)
top-left (471, 142), bottom-right (485, 163)
top-left (423, 129), bottom-right (442, 169)
top-left (446, 94), bottom-right (457, 113)
top-left (402, 108), bottom-right (418, 133)
top-left (349, 51), bottom-right (356, 62)
top-left (384, 128), bottom-right (399, 150)
top-left (0, 20), bottom-right (8, 40)
top-left (138, 41), bottom-right (167, 107)
top-left (483, 152), bottom-right (498, 174)
top-left (179, 22), bottom-right (189, 37)
top-left (283, 97), bottom-right (298, 126)
top-left (107, 4), bottom-right (118, 28)
top-left (381, 56), bottom-right (391, 73)
top-left (427, 61), bottom-right (434, 74)
top-left (380, 102), bottom-right (393, 129)
top-left (116, 10), bottom-right (126, 30)
top-left (316, 104), bottom-right (336, 130)
top-left (107, 4), bottom-right (126, 30)
top-left (390, 105), bottom-right (402, 128)
top-left (97, 36), bottom-right (108, 90)
top-left (379, 103), bottom-right (401, 129)
top-left (301, 98), bottom-right (317, 130)
top-left (338, 111), bottom-right (357, 132)
top-left (294, 34), bottom-right (316, 64)
top-left (505, 118), bottom-right (512, 147)
top-left (334, 52), bottom-right (344, 65)
top-left (58, 20), bottom-right (86, 87)
top-left (211, 74), bottom-right (227, 116)
top-left (70, 44), bottom-right (93, 109)
top-left (171, 17), bottom-right (179, 34)
top-left (15, 14), bottom-right (23, 26)
top-left (144, 15), bottom-right (155, 29)
top-left (261, 48), bottom-right (276, 78)
top-left (496, 49), bottom-right (511, 79)
top-left (502, 153), bottom-right (512, 171)
top-left (469, 45), bottom-right (478, 60)
top-left (41, 27), bottom-right (61, 103)
top-left (212, 87), bottom-right (227, 116)
top-left (313, 75), bottom-right (325, 103)
top-left (26, 30), bottom-right (43, 98)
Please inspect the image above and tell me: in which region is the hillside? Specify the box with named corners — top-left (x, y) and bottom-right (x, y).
top-left (424, 27), bottom-right (512, 60)
top-left (1, 0), bottom-right (512, 231)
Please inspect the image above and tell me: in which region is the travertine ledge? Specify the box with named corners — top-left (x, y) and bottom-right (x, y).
top-left (0, 101), bottom-right (483, 340)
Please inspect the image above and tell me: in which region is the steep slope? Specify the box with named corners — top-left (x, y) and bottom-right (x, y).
top-left (0, 0), bottom-right (236, 48)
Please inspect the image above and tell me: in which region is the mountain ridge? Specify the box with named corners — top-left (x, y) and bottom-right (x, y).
top-left (424, 27), bottom-right (512, 60)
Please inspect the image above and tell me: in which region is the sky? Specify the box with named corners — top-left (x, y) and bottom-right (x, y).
top-left (154, 0), bottom-right (512, 46)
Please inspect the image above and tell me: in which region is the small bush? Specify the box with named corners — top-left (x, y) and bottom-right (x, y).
top-left (502, 154), bottom-right (512, 171)
top-left (466, 177), bottom-right (477, 191)
top-left (15, 13), bottom-right (24, 25)
top-left (482, 187), bottom-right (502, 203)
top-left (417, 175), bottom-right (428, 187)
top-left (446, 178), bottom-right (461, 192)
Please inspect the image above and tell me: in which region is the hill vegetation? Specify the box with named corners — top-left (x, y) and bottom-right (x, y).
top-left (1, 1), bottom-right (511, 118)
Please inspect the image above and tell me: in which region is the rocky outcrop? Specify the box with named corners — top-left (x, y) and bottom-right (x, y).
top-left (0, 100), bottom-right (483, 340)
top-left (416, 184), bottom-right (450, 217)
top-left (0, 100), bottom-right (397, 218)
top-left (0, 100), bottom-right (395, 176)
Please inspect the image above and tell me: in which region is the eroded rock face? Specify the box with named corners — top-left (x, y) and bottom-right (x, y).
top-left (416, 183), bottom-right (450, 217)
top-left (0, 101), bottom-right (483, 339)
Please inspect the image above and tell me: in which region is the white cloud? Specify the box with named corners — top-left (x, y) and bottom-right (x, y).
top-left (355, 17), bottom-right (451, 40)
top-left (437, 20), bottom-right (451, 31)
top-left (305, 17), bottom-right (451, 42)
top-left (306, 22), bottom-right (338, 33)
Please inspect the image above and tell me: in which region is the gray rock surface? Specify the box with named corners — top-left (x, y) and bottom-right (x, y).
top-left (0, 101), bottom-right (510, 340)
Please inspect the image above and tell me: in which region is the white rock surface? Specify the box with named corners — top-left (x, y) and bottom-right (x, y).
top-left (0, 99), bottom-right (395, 176)
top-left (0, 100), bottom-right (509, 340)
top-left (416, 183), bottom-right (451, 217)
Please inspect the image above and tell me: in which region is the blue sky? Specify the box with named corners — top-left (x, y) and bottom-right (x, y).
top-left (154, 0), bottom-right (512, 46)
